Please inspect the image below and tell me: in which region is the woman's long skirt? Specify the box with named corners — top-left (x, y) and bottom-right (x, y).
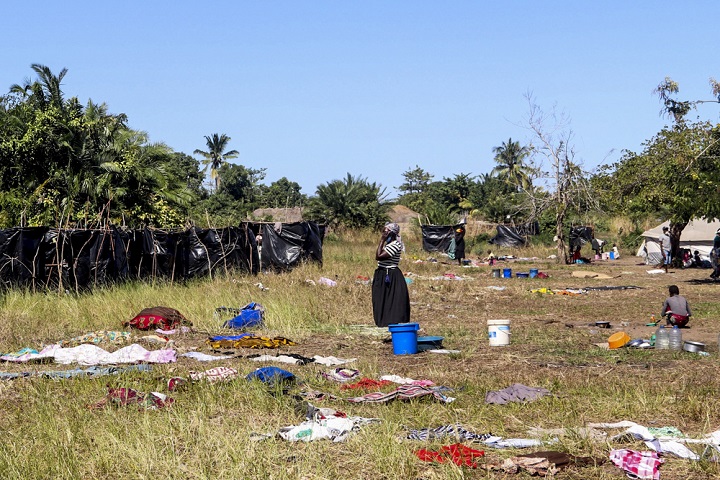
top-left (372, 267), bottom-right (410, 327)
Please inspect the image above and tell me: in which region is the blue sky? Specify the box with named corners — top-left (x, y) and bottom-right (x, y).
top-left (3, 1), bottom-right (719, 197)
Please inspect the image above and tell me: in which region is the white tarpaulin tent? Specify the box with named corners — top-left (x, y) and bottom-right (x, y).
top-left (636, 218), bottom-right (720, 264)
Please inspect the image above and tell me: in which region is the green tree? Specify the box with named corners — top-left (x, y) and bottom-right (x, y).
top-left (217, 163), bottom-right (266, 204)
top-left (262, 177), bottom-right (306, 208)
top-left (397, 165), bottom-right (434, 212)
top-left (305, 173), bottom-right (389, 229)
top-left (491, 137), bottom-right (533, 192)
top-left (193, 133), bottom-right (239, 191)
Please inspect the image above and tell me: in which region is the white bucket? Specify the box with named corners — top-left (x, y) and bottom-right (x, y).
top-left (488, 319), bottom-right (511, 346)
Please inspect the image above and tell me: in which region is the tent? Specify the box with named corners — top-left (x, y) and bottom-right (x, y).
top-left (488, 222), bottom-right (539, 248)
top-left (636, 219), bottom-right (720, 264)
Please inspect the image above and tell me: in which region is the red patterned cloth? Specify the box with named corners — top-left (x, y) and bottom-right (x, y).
top-left (89, 387), bottom-right (174, 411)
top-left (416, 443), bottom-right (485, 468)
top-left (609, 449), bottom-right (663, 480)
top-left (125, 306), bottom-right (191, 330)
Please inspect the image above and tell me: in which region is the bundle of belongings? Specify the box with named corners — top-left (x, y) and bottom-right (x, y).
top-left (124, 307), bottom-right (192, 331)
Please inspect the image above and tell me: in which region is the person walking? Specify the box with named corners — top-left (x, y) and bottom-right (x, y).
top-left (372, 223), bottom-right (410, 327)
top-left (658, 226), bottom-right (672, 272)
top-left (711, 228), bottom-right (720, 279)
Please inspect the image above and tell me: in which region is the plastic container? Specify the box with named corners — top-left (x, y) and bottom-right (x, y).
top-left (608, 331), bottom-right (630, 349)
top-left (669, 325), bottom-right (683, 351)
top-left (491, 269), bottom-right (501, 278)
top-left (655, 326), bottom-right (669, 350)
top-left (516, 272), bottom-right (529, 278)
top-left (502, 268), bottom-right (512, 278)
top-left (388, 323), bottom-right (419, 355)
top-left (488, 319), bottom-right (511, 346)
top-left (529, 268), bottom-right (539, 278)
top-left (609, 251), bottom-right (616, 260)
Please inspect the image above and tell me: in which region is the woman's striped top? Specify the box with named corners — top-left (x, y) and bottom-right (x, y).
top-left (378, 240), bottom-right (402, 269)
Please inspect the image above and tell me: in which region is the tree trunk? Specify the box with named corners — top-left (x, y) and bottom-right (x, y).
top-left (668, 221), bottom-right (687, 266)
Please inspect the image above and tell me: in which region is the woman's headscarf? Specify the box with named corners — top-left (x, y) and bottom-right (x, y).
top-left (384, 222), bottom-right (404, 251)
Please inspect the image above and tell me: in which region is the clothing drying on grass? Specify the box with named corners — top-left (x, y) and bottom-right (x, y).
top-left (125, 306), bottom-right (192, 331)
top-left (345, 384), bottom-right (455, 404)
top-left (206, 335), bottom-right (296, 349)
top-left (372, 223), bottom-right (410, 328)
top-left (89, 387), bottom-right (174, 411)
top-left (485, 384), bottom-right (551, 404)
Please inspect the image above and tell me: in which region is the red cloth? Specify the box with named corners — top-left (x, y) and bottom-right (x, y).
top-left (669, 313), bottom-right (689, 327)
top-left (415, 443), bottom-right (485, 468)
top-left (125, 306), bottom-right (190, 330)
top-left (340, 378), bottom-right (392, 390)
top-left (89, 387), bottom-right (174, 410)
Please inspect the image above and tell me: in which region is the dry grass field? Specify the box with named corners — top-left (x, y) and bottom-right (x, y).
top-left (1, 229), bottom-right (719, 479)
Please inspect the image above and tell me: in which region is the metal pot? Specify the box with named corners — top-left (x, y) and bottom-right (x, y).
top-left (595, 321), bottom-right (611, 329)
top-left (683, 341), bottom-right (705, 353)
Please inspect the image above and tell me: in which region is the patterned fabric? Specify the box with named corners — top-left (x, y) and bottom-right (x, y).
top-left (407, 424), bottom-right (492, 442)
top-left (321, 368), bottom-right (361, 383)
top-left (609, 449), bottom-right (663, 480)
top-left (189, 367), bottom-right (239, 383)
top-left (340, 378), bottom-right (392, 390)
top-left (378, 240), bottom-right (403, 269)
top-left (125, 306), bottom-right (191, 331)
top-left (206, 335), bottom-right (296, 349)
top-left (89, 387), bottom-right (173, 410)
top-left (415, 443), bottom-right (485, 468)
top-left (345, 385), bottom-right (455, 404)
top-left (59, 331), bottom-right (131, 347)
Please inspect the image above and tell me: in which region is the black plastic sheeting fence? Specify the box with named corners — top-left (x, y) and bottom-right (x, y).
top-left (487, 222), bottom-right (540, 248)
top-left (421, 225), bottom-right (458, 253)
top-left (0, 222), bottom-right (324, 291)
top-left (249, 222), bottom-right (324, 271)
top-left (569, 226), bottom-right (594, 250)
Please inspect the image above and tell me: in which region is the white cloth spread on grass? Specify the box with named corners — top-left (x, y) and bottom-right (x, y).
top-left (588, 421), bottom-right (699, 459)
top-left (312, 355), bottom-right (356, 366)
top-left (0, 344), bottom-right (176, 365)
top-left (249, 355), bottom-right (304, 365)
top-left (180, 352), bottom-right (231, 362)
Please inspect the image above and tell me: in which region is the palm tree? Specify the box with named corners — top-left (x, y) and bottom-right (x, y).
top-left (193, 133), bottom-right (239, 191)
top-left (491, 138), bottom-right (532, 192)
top-left (10, 63), bottom-right (68, 110)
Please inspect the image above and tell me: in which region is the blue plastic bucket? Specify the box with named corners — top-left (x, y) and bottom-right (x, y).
top-left (609, 251), bottom-right (615, 260)
top-left (388, 323), bottom-right (419, 355)
top-left (529, 268), bottom-right (539, 278)
top-left (502, 268), bottom-right (512, 278)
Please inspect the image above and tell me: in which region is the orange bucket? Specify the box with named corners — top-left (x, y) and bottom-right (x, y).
top-left (608, 331), bottom-right (631, 349)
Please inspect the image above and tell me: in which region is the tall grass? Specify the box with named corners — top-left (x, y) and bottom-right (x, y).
top-left (0, 233), bottom-right (718, 478)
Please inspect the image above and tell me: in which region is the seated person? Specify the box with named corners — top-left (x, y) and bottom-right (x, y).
top-left (612, 243), bottom-right (620, 259)
top-left (660, 285), bottom-right (692, 327)
top-left (681, 249), bottom-right (692, 268)
top-left (692, 250), bottom-right (703, 267)
top-left (484, 250), bottom-right (496, 265)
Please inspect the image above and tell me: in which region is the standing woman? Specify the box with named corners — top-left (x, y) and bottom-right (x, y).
top-left (455, 223), bottom-right (466, 265)
top-left (372, 223), bottom-right (410, 327)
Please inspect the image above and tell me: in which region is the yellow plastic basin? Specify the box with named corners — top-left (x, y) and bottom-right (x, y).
top-left (608, 331), bottom-right (631, 349)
